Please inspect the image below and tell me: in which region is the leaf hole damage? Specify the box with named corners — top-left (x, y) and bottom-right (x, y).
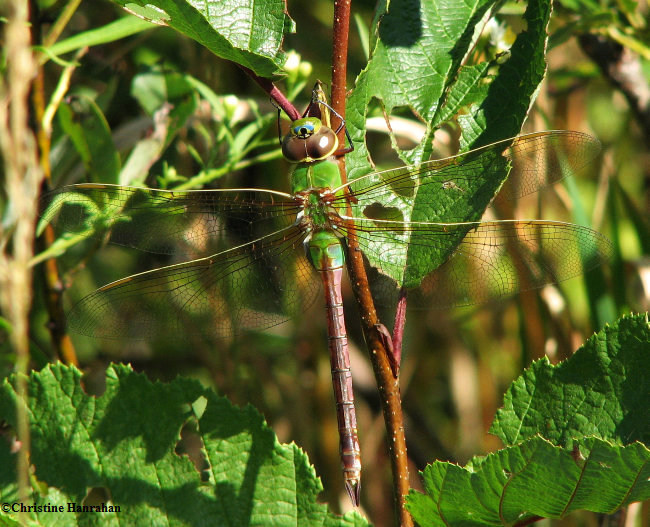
top-left (363, 203), bottom-right (404, 223)
top-left (175, 416), bottom-right (212, 483)
top-left (383, 105), bottom-right (426, 151)
top-left (82, 486), bottom-right (111, 507)
top-left (0, 421), bottom-right (20, 454)
top-left (80, 365), bottom-right (108, 396)
top-left (365, 99), bottom-right (426, 162)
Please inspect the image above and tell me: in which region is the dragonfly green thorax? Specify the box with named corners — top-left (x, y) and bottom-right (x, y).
top-left (282, 114), bottom-right (347, 273)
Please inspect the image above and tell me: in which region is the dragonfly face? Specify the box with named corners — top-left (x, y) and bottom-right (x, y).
top-left (282, 116), bottom-right (339, 164)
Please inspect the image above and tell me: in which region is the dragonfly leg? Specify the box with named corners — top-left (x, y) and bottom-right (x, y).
top-left (308, 84), bottom-right (354, 154)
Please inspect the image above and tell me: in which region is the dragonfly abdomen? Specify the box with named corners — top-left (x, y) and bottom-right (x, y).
top-left (321, 265), bottom-right (361, 506)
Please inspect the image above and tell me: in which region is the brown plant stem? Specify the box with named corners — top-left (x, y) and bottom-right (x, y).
top-left (513, 515), bottom-right (543, 527)
top-left (0, 0), bottom-right (42, 512)
top-left (330, 1), bottom-right (412, 524)
top-left (30, 0), bottom-right (79, 366)
top-left (239, 65), bottom-right (301, 121)
top-left (330, 1), bottom-right (351, 148)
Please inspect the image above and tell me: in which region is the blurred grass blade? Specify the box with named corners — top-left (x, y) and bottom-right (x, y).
top-left (563, 173), bottom-right (616, 328)
top-left (43, 16), bottom-right (154, 62)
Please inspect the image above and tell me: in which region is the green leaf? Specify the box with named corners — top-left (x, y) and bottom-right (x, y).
top-left (57, 96), bottom-right (121, 185)
top-left (44, 16), bottom-right (154, 61)
top-left (406, 313), bottom-right (650, 525)
top-left (109, 0), bottom-right (296, 78)
top-left (613, 177), bottom-right (650, 255)
top-left (407, 437), bottom-right (650, 526)
top-left (346, 0), bottom-right (498, 173)
top-left (346, 0), bottom-right (552, 286)
top-left (120, 70), bottom-right (199, 185)
top-left (433, 63), bottom-right (491, 125)
top-left (457, 0), bottom-right (552, 147)
top-left (563, 169), bottom-right (617, 328)
top-left (0, 364), bottom-right (368, 526)
top-left (490, 313), bottom-right (650, 447)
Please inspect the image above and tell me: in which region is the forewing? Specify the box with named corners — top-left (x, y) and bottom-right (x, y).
top-left (332, 131), bottom-right (602, 289)
top-left (40, 183), bottom-right (300, 256)
top-left (500, 130), bottom-right (600, 200)
top-left (66, 226), bottom-right (320, 340)
top-left (335, 131), bottom-right (600, 219)
top-left (342, 218), bottom-right (612, 309)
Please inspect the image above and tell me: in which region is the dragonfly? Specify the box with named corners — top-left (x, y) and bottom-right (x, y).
top-left (41, 83), bottom-right (611, 506)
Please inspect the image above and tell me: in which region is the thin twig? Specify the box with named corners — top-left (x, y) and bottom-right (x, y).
top-left (330, 1), bottom-right (351, 154)
top-left (42, 46), bottom-right (87, 136)
top-left (43, 0), bottom-right (83, 47)
top-left (330, 1), bottom-right (413, 524)
top-left (239, 65), bottom-right (301, 121)
top-left (30, 1), bottom-right (80, 366)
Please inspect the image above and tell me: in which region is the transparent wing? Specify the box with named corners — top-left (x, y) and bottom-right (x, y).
top-left (41, 183), bottom-right (301, 255)
top-left (340, 218), bottom-right (612, 308)
top-left (66, 226), bottom-right (320, 340)
top-left (331, 130), bottom-right (601, 221)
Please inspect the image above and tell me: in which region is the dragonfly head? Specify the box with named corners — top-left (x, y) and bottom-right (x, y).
top-left (282, 117), bottom-right (339, 163)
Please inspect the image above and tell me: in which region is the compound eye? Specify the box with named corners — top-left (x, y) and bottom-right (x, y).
top-left (305, 128), bottom-right (337, 159)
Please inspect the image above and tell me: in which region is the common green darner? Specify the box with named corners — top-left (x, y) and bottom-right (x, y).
top-left (41, 84), bottom-right (611, 506)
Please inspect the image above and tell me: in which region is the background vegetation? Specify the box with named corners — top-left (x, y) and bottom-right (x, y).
top-left (1, 0), bottom-right (648, 524)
